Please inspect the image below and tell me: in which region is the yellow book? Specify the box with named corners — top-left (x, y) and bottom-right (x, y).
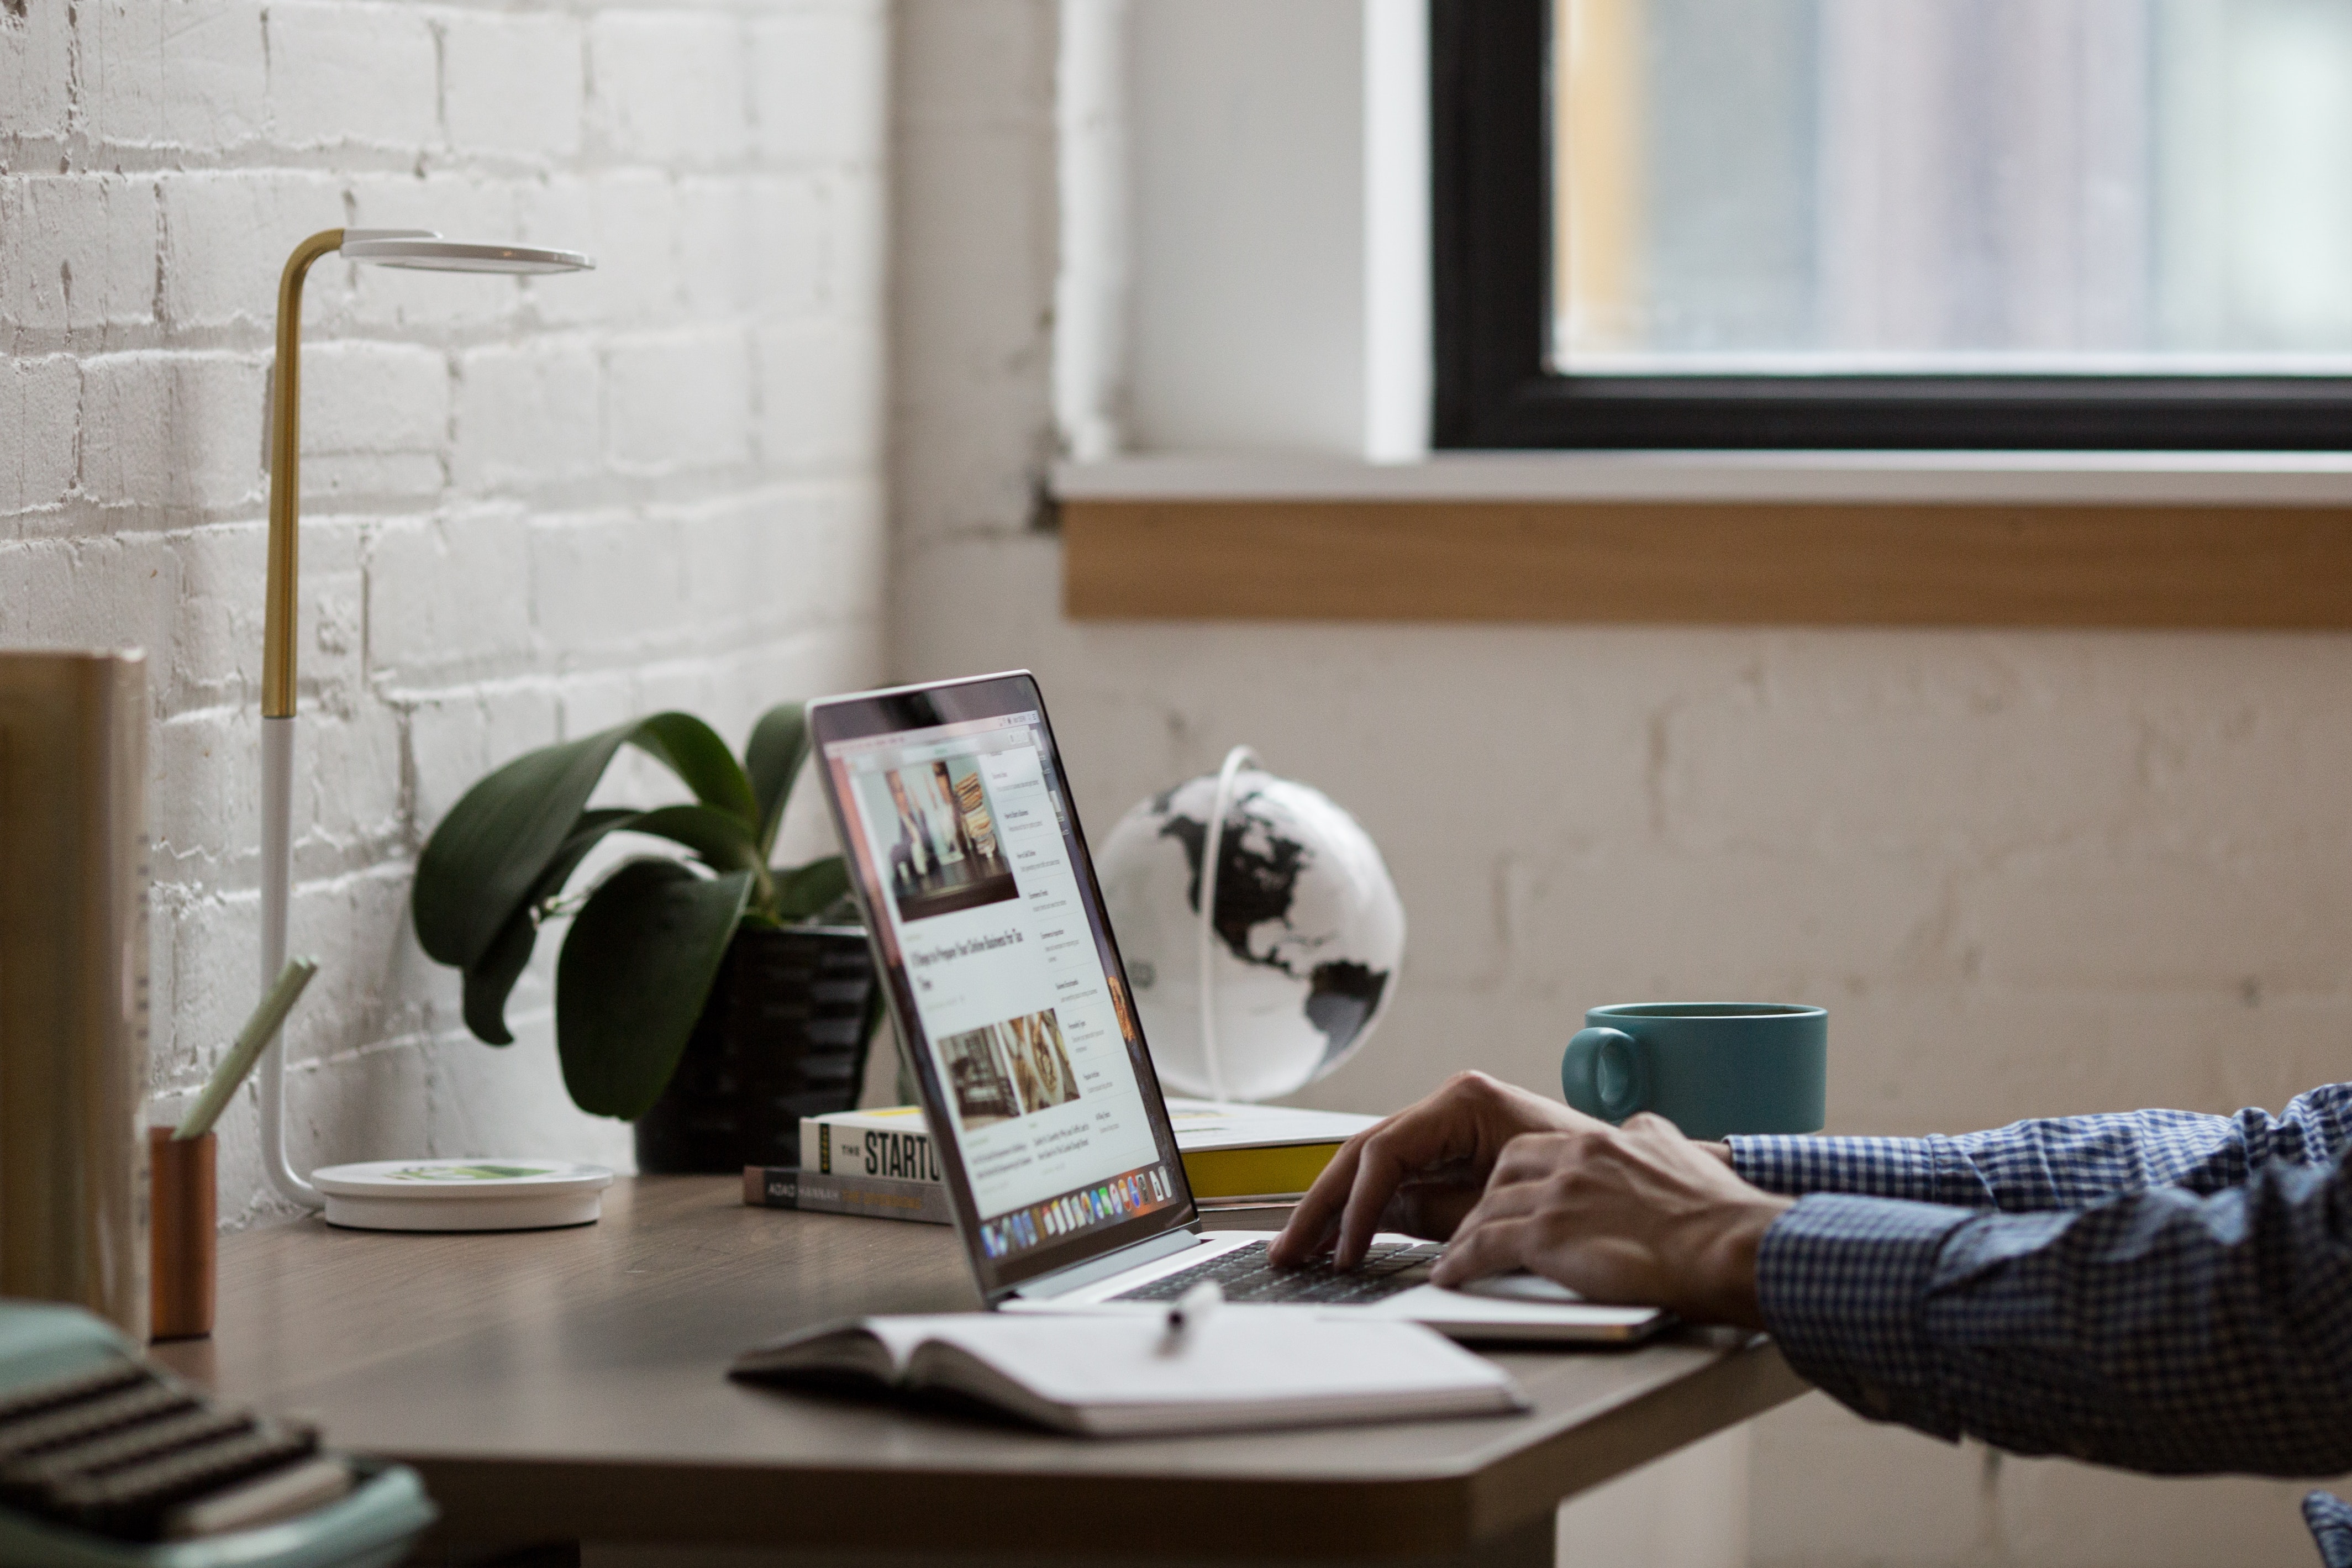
top-left (1160, 1098), bottom-right (1378, 1201)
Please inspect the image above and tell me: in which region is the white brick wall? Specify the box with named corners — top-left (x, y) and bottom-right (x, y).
top-left (888, 3), bottom-right (2351, 1565)
top-left (1, 0), bottom-right (891, 1223)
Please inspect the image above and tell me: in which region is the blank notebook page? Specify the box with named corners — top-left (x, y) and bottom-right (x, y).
top-left (865, 1309), bottom-right (1522, 1409)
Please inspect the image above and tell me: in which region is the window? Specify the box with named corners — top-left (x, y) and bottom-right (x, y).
top-left (1433, 0), bottom-right (2352, 449)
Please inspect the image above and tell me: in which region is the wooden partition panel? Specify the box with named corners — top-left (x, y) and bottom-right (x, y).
top-left (1060, 499), bottom-right (2352, 627)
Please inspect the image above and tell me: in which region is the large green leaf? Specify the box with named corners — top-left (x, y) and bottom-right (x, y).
top-left (461, 917), bottom-right (538, 1047)
top-left (633, 713), bottom-right (759, 830)
top-left (555, 861), bottom-right (753, 1119)
top-left (414, 725), bottom-right (643, 970)
top-left (771, 855), bottom-right (850, 922)
top-left (414, 713), bottom-right (753, 974)
top-left (623, 803), bottom-right (765, 880)
top-left (744, 702), bottom-right (811, 856)
top-left (457, 808), bottom-right (639, 1045)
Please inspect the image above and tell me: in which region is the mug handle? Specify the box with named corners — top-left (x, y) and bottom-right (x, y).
top-left (1561, 1027), bottom-right (1649, 1124)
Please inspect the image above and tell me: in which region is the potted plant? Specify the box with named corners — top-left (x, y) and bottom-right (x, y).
top-left (411, 703), bottom-right (881, 1172)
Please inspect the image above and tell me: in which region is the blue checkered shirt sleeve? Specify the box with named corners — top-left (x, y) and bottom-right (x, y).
top-left (1732, 1085), bottom-right (2352, 1561)
top-left (1729, 1082), bottom-right (2352, 1210)
top-left (2311, 1492), bottom-right (2352, 1568)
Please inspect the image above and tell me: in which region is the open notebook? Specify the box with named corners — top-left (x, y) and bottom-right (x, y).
top-left (731, 1311), bottom-right (1527, 1437)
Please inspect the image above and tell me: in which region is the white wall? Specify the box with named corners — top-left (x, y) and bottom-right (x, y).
top-left (891, 3), bottom-right (2350, 1564)
top-left (1062, 0), bottom-right (1425, 458)
top-left (2, 0), bottom-right (892, 1222)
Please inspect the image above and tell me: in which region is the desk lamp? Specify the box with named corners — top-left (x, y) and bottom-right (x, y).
top-left (257, 230), bottom-right (597, 1220)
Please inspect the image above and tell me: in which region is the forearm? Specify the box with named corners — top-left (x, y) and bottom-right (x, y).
top-left (1756, 1164), bottom-right (2352, 1476)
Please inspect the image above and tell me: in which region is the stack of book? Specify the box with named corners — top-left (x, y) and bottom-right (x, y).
top-left (743, 1099), bottom-right (1378, 1224)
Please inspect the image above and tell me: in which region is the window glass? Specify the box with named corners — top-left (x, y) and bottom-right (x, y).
top-left (1553, 0), bottom-right (2352, 375)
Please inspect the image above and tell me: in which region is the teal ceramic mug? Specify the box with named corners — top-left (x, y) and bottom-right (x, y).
top-left (1561, 1003), bottom-right (1826, 1140)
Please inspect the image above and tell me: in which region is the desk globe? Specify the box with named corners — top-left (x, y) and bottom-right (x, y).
top-left (1096, 747), bottom-right (1404, 1102)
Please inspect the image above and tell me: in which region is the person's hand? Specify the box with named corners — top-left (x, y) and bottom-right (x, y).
top-left (1428, 1112), bottom-right (1792, 1328)
top-left (1269, 1072), bottom-right (1609, 1268)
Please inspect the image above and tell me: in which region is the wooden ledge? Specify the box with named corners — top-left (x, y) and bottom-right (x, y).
top-left (1061, 497), bottom-right (2352, 628)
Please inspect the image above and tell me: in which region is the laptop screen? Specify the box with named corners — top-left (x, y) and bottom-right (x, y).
top-left (810, 672), bottom-right (1193, 1297)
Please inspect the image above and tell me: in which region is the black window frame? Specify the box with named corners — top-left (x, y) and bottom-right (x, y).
top-left (1430, 0), bottom-right (2352, 452)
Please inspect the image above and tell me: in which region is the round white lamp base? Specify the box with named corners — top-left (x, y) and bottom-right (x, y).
top-left (309, 1159), bottom-right (614, 1232)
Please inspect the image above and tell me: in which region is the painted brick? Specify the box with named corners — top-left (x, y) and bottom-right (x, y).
top-left (604, 332), bottom-right (752, 473)
top-left (1960, 849), bottom-right (2352, 996)
top-left (1, 356), bottom-right (80, 517)
top-left (554, 665), bottom-right (660, 742)
top-left (439, 10), bottom-right (586, 161)
top-left (266, 2), bottom-right (439, 151)
top-left (677, 176), bottom-right (775, 319)
top-left (366, 506), bottom-right (538, 677)
top-left (161, 892), bottom-right (264, 1090)
top-left (297, 340), bottom-right (450, 503)
top-left (451, 337), bottom-right (603, 492)
top-left (78, 351), bottom-right (266, 514)
top-left (281, 515), bottom-right (367, 721)
top-left (150, 705), bottom-right (260, 893)
top-left (716, 174), bottom-right (828, 320)
top-left (527, 509), bottom-right (691, 653)
top-left (516, 173), bottom-right (683, 329)
top-left (671, 494), bottom-right (788, 640)
top-left (341, 174), bottom-right (533, 335)
top-left (158, 171), bottom-right (343, 330)
top-left (287, 703), bottom-right (408, 873)
top-left (757, 319), bottom-right (882, 470)
top-left (0, 2), bottom-right (73, 140)
top-left (819, 168), bottom-right (890, 320)
top-left (750, 4), bottom-right (888, 166)
top-left (587, 10), bottom-right (749, 164)
top-left (404, 682), bottom-right (563, 830)
top-left (0, 175), bottom-right (159, 335)
top-left (1652, 638), bottom-right (2146, 856)
top-left (77, 0), bottom-right (267, 152)
top-left (0, 532), bottom-right (180, 655)
top-left (166, 522), bottom-right (267, 712)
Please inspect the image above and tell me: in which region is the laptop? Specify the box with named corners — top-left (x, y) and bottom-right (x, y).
top-left (807, 671), bottom-right (1666, 1344)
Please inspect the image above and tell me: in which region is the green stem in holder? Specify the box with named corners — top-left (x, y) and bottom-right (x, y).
top-left (175, 959), bottom-right (319, 1141)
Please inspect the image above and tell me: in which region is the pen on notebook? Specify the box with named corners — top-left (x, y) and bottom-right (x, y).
top-left (1161, 1280), bottom-right (1222, 1346)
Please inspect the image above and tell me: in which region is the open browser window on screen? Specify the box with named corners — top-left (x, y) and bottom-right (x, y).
top-left (823, 707), bottom-right (1182, 1266)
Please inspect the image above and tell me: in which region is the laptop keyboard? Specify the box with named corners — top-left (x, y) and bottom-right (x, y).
top-left (1108, 1239), bottom-right (1444, 1307)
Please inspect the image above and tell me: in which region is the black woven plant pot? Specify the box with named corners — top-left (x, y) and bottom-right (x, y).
top-left (632, 924), bottom-right (880, 1175)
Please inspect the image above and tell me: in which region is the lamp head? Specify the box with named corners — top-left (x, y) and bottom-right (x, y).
top-left (338, 228), bottom-right (594, 275)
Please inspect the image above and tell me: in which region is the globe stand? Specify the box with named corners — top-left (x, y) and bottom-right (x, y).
top-left (1196, 744), bottom-right (1261, 1103)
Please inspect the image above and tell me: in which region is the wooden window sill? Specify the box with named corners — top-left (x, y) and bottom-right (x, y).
top-left (1056, 456), bottom-right (2352, 627)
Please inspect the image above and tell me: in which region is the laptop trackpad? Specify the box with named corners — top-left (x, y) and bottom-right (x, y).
top-left (1455, 1272), bottom-right (1585, 1304)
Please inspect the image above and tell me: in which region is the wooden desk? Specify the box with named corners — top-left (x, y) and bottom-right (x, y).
top-left (152, 1177), bottom-right (1807, 1566)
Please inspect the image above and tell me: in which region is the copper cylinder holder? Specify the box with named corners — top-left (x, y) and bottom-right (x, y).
top-left (148, 1126), bottom-right (217, 1340)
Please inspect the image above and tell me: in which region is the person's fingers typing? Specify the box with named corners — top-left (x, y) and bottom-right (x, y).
top-left (1268, 1135), bottom-right (1366, 1265)
top-left (1432, 1212), bottom-right (1537, 1287)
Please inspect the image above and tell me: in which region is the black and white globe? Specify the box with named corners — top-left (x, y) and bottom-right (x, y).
top-left (1097, 753), bottom-right (1404, 1102)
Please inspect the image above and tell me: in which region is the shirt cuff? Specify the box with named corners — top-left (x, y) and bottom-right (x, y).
top-left (2303, 1492), bottom-right (2352, 1568)
top-left (1756, 1193), bottom-right (1976, 1437)
top-left (1730, 1134), bottom-right (1978, 1205)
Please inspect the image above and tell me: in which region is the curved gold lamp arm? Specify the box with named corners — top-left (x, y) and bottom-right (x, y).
top-left (257, 227), bottom-right (342, 1211)
top-left (262, 228), bottom-right (345, 720)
